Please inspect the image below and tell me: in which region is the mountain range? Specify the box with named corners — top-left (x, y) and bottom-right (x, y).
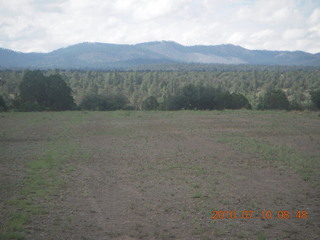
top-left (1, 41), bottom-right (320, 69)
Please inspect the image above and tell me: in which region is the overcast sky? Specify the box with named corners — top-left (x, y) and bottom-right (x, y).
top-left (1, 0), bottom-right (320, 53)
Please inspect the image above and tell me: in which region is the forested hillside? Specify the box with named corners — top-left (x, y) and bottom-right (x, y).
top-left (1, 41), bottom-right (320, 69)
top-left (0, 65), bottom-right (319, 110)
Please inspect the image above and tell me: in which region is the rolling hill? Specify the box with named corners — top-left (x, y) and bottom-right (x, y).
top-left (0, 41), bottom-right (319, 69)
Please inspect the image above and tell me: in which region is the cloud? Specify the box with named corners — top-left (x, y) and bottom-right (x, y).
top-left (250, 29), bottom-right (275, 40)
top-left (283, 29), bottom-right (306, 40)
top-left (0, 0), bottom-right (319, 53)
top-left (309, 8), bottom-right (320, 23)
top-left (132, 0), bottom-right (176, 21)
top-left (228, 32), bottom-right (245, 44)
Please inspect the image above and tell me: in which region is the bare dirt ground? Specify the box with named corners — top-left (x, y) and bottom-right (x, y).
top-left (1, 111), bottom-right (319, 240)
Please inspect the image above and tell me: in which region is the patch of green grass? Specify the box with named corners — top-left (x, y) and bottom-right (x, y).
top-left (1, 112), bottom-right (94, 239)
top-left (217, 135), bottom-right (319, 183)
top-left (180, 212), bottom-right (188, 220)
top-left (1, 139), bottom-right (87, 239)
top-left (66, 216), bottom-right (73, 223)
top-left (65, 165), bottom-right (76, 172)
top-left (0, 212), bottom-right (30, 240)
top-left (192, 192), bottom-right (203, 199)
top-left (191, 183), bottom-right (200, 188)
top-left (257, 231), bottom-right (267, 240)
top-left (0, 231), bottom-right (25, 240)
top-left (1, 150), bottom-right (63, 238)
top-left (9, 213), bottom-right (29, 231)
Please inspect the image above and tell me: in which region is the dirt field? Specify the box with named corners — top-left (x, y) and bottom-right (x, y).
top-left (1, 110), bottom-right (319, 240)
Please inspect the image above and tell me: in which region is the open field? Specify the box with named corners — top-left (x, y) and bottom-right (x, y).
top-left (1, 110), bottom-right (319, 240)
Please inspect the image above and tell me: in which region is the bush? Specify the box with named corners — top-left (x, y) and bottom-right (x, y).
top-left (290, 100), bottom-right (304, 111)
top-left (310, 90), bottom-right (320, 109)
top-left (107, 95), bottom-right (129, 110)
top-left (257, 89), bottom-right (290, 110)
top-left (142, 96), bottom-right (159, 110)
top-left (164, 84), bottom-right (251, 110)
top-left (13, 100), bottom-right (44, 112)
top-left (0, 96), bottom-right (8, 112)
top-left (79, 95), bottom-right (109, 111)
top-left (224, 92), bottom-right (252, 110)
top-left (79, 94), bottom-right (129, 111)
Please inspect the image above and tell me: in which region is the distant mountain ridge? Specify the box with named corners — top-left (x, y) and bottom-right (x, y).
top-left (1, 41), bottom-right (320, 69)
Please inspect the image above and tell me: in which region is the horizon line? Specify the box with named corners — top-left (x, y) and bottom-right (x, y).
top-left (0, 41), bottom-right (317, 55)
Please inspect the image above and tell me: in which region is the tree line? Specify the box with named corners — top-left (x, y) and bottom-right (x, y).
top-left (0, 69), bottom-right (319, 112)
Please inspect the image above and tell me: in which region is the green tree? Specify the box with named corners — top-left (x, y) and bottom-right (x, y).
top-left (224, 93), bottom-right (252, 110)
top-left (164, 84), bottom-right (249, 110)
top-left (257, 89), bottom-right (290, 110)
top-left (142, 96), bottom-right (159, 110)
top-left (45, 74), bottom-right (75, 110)
top-left (107, 95), bottom-right (129, 110)
top-left (79, 94), bottom-right (109, 110)
top-left (310, 90), bottom-right (320, 109)
top-left (17, 70), bottom-right (75, 111)
top-left (0, 96), bottom-right (8, 111)
top-left (79, 94), bottom-right (128, 111)
top-left (180, 84), bottom-right (199, 109)
top-left (19, 70), bottom-right (47, 107)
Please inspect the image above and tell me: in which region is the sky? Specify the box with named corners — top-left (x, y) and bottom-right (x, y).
top-left (0, 0), bottom-right (320, 53)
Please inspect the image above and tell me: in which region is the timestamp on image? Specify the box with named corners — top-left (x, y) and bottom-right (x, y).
top-left (211, 210), bottom-right (309, 220)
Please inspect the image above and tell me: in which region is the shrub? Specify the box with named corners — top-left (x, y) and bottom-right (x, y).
top-left (310, 90), bottom-right (320, 109)
top-left (0, 96), bottom-right (8, 112)
top-left (142, 96), bottom-right (159, 110)
top-left (164, 84), bottom-right (251, 110)
top-left (79, 94), bottom-right (129, 111)
top-left (257, 89), bottom-right (290, 110)
top-left (224, 92), bottom-right (252, 110)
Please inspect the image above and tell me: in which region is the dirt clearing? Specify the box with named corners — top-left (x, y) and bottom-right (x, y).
top-left (1, 110), bottom-right (319, 239)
